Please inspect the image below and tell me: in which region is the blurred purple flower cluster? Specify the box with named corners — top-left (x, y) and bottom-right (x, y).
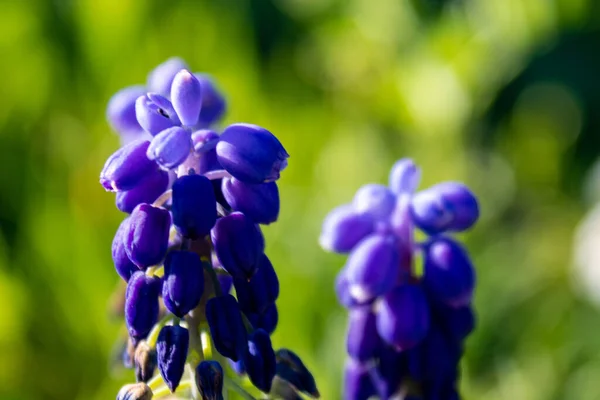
top-left (321, 159), bottom-right (479, 400)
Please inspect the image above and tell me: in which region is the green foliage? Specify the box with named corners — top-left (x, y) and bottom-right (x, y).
top-left (1, 0), bottom-right (600, 399)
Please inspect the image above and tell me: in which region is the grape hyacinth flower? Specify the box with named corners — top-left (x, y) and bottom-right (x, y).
top-left (102, 58), bottom-right (317, 400)
top-left (321, 158), bottom-right (479, 399)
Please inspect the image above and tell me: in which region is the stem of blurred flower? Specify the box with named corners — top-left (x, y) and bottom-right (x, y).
top-left (147, 314), bottom-right (173, 348)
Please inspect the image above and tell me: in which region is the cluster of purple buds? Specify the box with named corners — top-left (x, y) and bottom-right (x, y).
top-left (320, 159), bottom-right (479, 400)
top-left (102, 58), bottom-right (317, 400)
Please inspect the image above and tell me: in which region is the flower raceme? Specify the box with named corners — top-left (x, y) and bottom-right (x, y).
top-left (320, 158), bottom-right (479, 400)
top-left (102, 58), bottom-right (316, 400)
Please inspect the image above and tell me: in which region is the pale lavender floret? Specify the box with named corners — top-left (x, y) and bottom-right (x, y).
top-left (353, 184), bottom-right (397, 221)
top-left (388, 158), bottom-right (421, 195)
top-left (375, 284), bottom-right (430, 350)
top-left (106, 85), bottom-right (146, 135)
top-left (320, 204), bottom-right (374, 253)
top-left (146, 126), bottom-right (192, 169)
top-left (345, 234), bottom-right (400, 303)
top-left (192, 129), bottom-right (220, 153)
top-left (410, 182), bottom-right (479, 235)
top-left (216, 123), bottom-right (289, 184)
top-left (147, 93), bottom-right (181, 125)
top-left (135, 94), bottom-right (178, 136)
top-left (171, 70), bottom-right (203, 127)
top-left (147, 57), bottom-right (189, 98)
top-left (347, 306), bottom-right (381, 361)
top-left (100, 140), bottom-right (155, 192)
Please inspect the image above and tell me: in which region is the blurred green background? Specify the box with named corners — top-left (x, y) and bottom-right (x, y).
top-left (3, 0), bottom-right (600, 399)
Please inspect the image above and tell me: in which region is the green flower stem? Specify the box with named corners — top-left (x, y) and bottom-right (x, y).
top-left (224, 377), bottom-right (257, 400)
top-left (147, 373), bottom-right (165, 391)
top-left (147, 314), bottom-right (173, 348)
top-left (152, 189), bottom-right (173, 208)
top-left (152, 379), bottom-right (193, 398)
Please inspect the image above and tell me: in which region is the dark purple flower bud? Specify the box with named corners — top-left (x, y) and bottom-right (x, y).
top-left (171, 174), bottom-right (217, 239)
top-left (162, 250), bottom-right (205, 318)
top-left (353, 184), bottom-right (397, 220)
top-left (234, 254), bottom-right (279, 314)
top-left (205, 295), bottom-right (248, 361)
top-left (218, 273), bottom-right (233, 294)
top-left (347, 306), bottom-right (381, 362)
top-left (107, 85), bottom-right (146, 135)
top-left (345, 234), bottom-right (400, 303)
top-left (275, 349), bottom-right (319, 398)
top-left (100, 140), bottom-right (156, 192)
top-left (134, 340), bottom-right (157, 383)
top-left (369, 346), bottom-right (406, 399)
top-left (135, 94), bottom-right (178, 136)
top-left (228, 358), bottom-right (245, 375)
top-left (411, 182), bottom-right (479, 235)
top-left (216, 123), bottom-right (289, 184)
top-left (116, 383), bottom-right (153, 400)
top-left (375, 284), bottom-right (430, 350)
top-left (211, 212), bottom-right (264, 279)
top-left (147, 57), bottom-right (189, 97)
top-left (343, 359), bottom-right (375, 400)
top-left (192, 129), bottom-right (220, 153)
top-left (146, 126), bottom-right (192, 169)
top-left (247, 303), bottom-right (278, 335)
top-left (116, 168), bottom-right (169, 213)
top-left (222, 178), bottom-right (280, 224)
top-left (171, 70), bottom-right (203, 127)
top-left (156, 325), bottom-right (189, 392)
top-left (320, 204), bottom-right (374, 253)
top-left (422, 236), bottom-right (475, 307)
top-left (195, 360), bottom-right (224, 400)
top-left (112, 218), bottom-right (138, 281)
top-left (194, 73), bottom-right (227, 127)
top-left (124, 204), bottom-right (171, 268)
top-left (408, 325), bottom-right (460, 383)
top-left (243, 329), bottom-right (276, 392)
top-left (388, 158), bottom-right (420, 194)
top-left (125, 271), bottom-right (161, 341)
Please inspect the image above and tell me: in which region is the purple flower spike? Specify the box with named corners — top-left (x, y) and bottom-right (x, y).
top-left (171, 174), bottom-right (217, 239)
top-left (107, 85), bottom-right (146, 136)
top-left (222, 178), bottom-right (280, 224)
top-left (411, 182), bottom-right (479, 235)
top-left (388, 158), bottom-right (421, 195)
top-left (194, 73), bottom-right (227, 127)
top-left (196, 361), bottom-right (225, 400)
top-left (205, 295), bottom-right (249, 361)
top-left (125, 271), bottom-right (161, 341)
top-left (100, 140), bottom-right (155, 192)
top-left (112, 218), bottom-right (138, 281)
top-left (146, 126), bottom-right (192, 169)
top-left (124, 204), bottom-right (171, 268)
top-left (345, 234), bottom-right (400, 303)
top-left (343, 359), bottom-right (376, 400)
top-left (375, 284), bottom-right (430, 350)
top-left (116, 168), bottom-right (169, 213)
top-left (211, 212), bottom-right (264, 280)
top-left (135, 94), bottom-right (178, 135)
top-left (243, 329), bottom-right (277, 393)
top-left (171, 70), bottom-right (203, 127)
top-left (353, 184), bottom-right (397, 220)
top-left (347, 306), bottom-right (381, 362)
top-left (162, 250), bottom-right (205, 318)
top-left (422, 236), bottom-right (475, 307)
top-left (216, 123), bottom-right (289, 184)
top-left (147, 57), bottom-right (189, 97)
top-left (234, 253), bottom-right (279, 314)
top-left (156, 325), bottom-right (189, 392)
top-left (192, 129), bottom-right (220, 153)
top-left (320, 204), bottom-right (374, 253)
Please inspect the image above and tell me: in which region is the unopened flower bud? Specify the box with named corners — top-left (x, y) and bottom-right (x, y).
top-left (147, 57), bottom-right (189, 98)
top-left (134, 340), bottom-right (157, 383)
top-left (116, 168), bottom-right (169, 213)
top-left (107, 85), bottom-right (146, 136)
top-left (347, 306), bottom-right (381, 362)
top-left (100, 140), bottom-right (155, 192)
top-left (171, 174), bottom-right (217, 239)
top-left (244, 329), bottom-right (276, 393)
top-left (194, 73), bottom-right (226, 127)
top-left (234, 254), bottom-right (279, 314)
top-left (157, 325), bottom-right (189, 392)
top-left (112, 218), bottom-right (138, 281)
top-left (275, 349), bottom-right (319, 398)
top-left (195, 360), bottom-right (224, 400)
top-left (388, 158), bottom-right (421, 195)
top-left (320, 204), bottom-right (374, 253)
top-left (125, 271), bottom-right (161, 341)
top-left (162, 250), bottom-right (205, 318)
top-left (171, 70), bottom-right (203, 127)
top-left (205, 295), bottom-right (248, 361)
top-left (246, 302), bottom-right (279, 335)
top-left (135, 94), bottom-right (179, 135)
top-left (124, 204), bottom-right (171, 268)
top-left (116, 383), bottom-right (153, 400)
top-left (216, 123), bottom-right (289, 184)
top-left (222, 179), bottom-right (280, 224)
top-left (146, 126), bottom-right (192, 169)
top-left (343, 359), bottom-right (375, 400)
top-left (353, 184), bottom-right (396, 220)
